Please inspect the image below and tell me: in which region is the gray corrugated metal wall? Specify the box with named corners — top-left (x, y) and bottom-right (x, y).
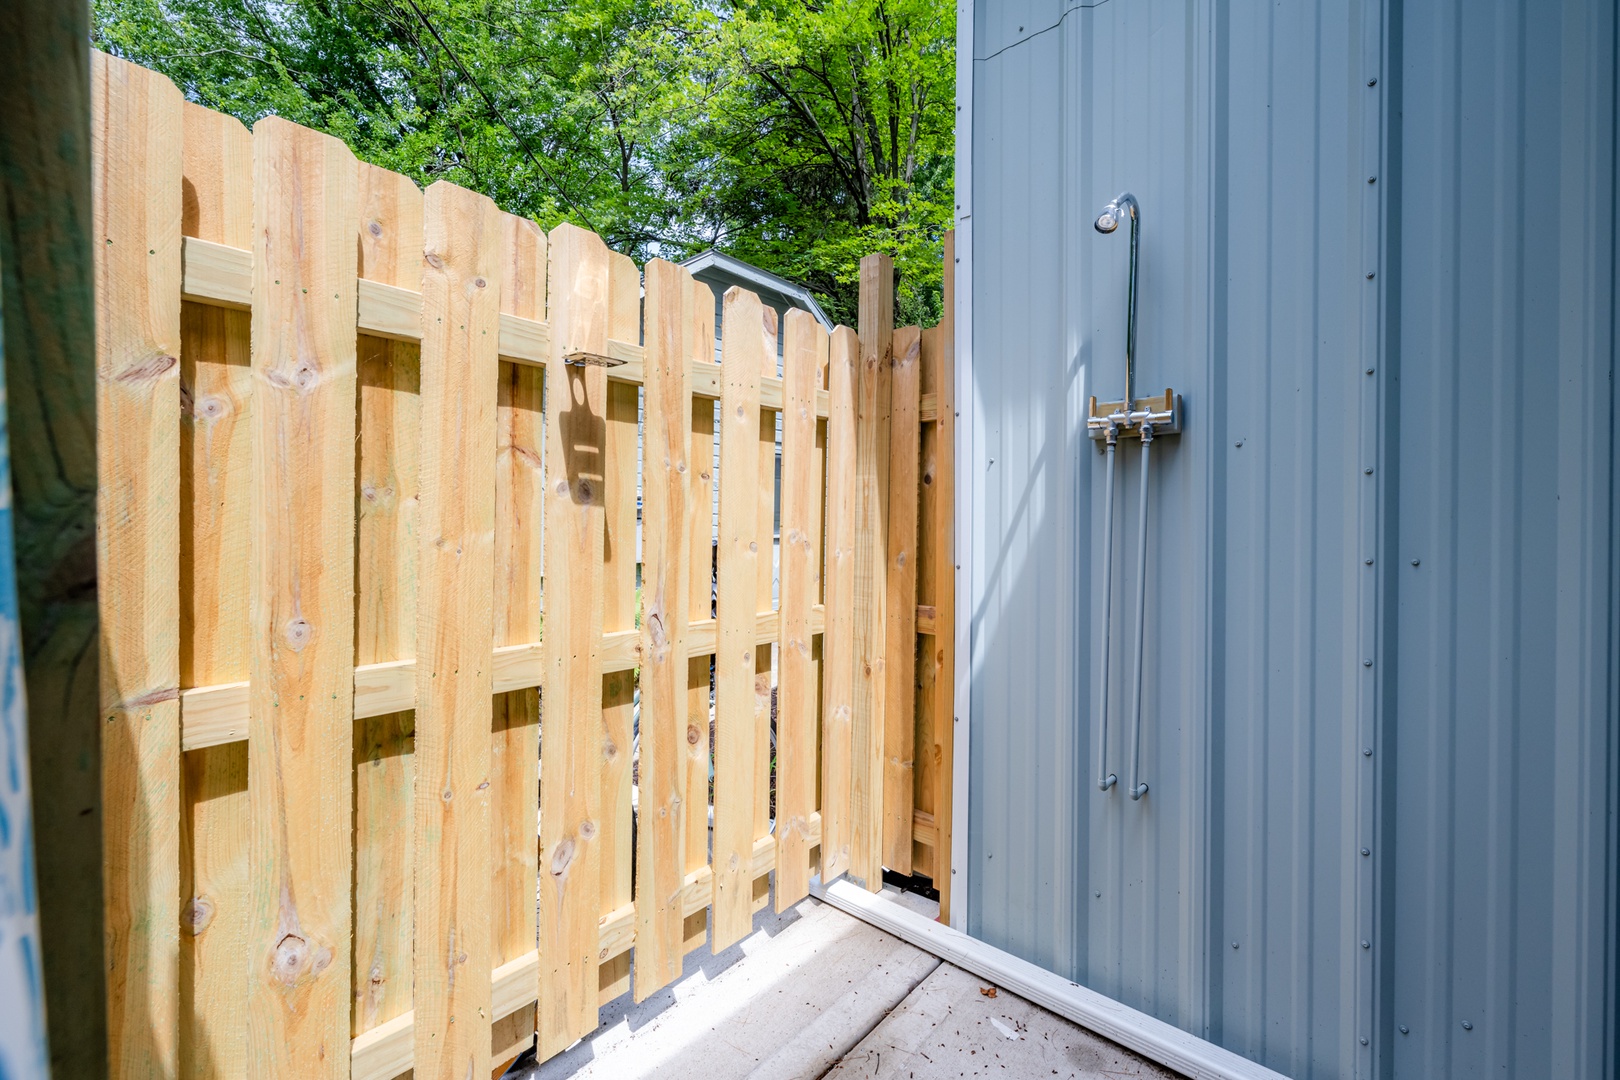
top-left (963, 2), bottom-right (1618, 1078)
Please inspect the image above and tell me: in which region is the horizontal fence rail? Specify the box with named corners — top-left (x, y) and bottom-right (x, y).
top-left (90, 50), bottom-right (954, 1080)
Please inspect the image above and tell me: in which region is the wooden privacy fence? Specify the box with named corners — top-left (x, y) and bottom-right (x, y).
top-left (91, 51), bottom-right (954, 1079)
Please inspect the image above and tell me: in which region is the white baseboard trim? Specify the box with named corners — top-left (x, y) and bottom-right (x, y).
top-left (813, 879), bottom-right (1292, 1080)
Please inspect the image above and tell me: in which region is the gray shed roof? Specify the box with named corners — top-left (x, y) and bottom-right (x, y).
top-left (679, 249), bottom-right (834, 331)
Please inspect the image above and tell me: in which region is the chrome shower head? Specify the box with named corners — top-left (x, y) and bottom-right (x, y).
top-left (1095, 192), bottom-right (1137, 234)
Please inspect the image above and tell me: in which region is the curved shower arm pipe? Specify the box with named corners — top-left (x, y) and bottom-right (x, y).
top-left (1094, 192), bottom-right (1140, 410)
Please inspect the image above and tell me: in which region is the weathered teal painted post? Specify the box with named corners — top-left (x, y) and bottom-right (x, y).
top-left (0, 290), bottom-right (49, 1078)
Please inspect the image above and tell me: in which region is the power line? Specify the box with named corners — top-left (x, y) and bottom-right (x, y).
top-left (399, 0), bottom-right (598, 231)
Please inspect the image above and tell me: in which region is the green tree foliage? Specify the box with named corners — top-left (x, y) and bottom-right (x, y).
top-left (92, 0), bottom-right (954, 325)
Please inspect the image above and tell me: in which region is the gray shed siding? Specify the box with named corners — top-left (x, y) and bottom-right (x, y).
top-left (964, 3), bottom-right (1617, 1078)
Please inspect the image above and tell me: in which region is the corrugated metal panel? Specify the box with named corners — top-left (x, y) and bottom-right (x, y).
top-left (1383, 2), bottom-right (1617, 1076)
top-left (964, 2), bottom-right (1618, 1078)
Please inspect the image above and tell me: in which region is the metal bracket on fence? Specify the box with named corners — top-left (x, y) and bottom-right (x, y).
top-left (564, 349), bottom-right (628, 368)
top-left (1090, 193), bottom-right (1183, 803)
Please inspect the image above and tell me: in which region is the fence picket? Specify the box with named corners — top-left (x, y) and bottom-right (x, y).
top-left (752, 309), bottom-right (779, 915)
top-left (537, 223), bottom-right (611, 1058)
top-left (850, 254), bottom-right (895, 890)
top-left (883, 326), bottom-right (922, 872)
top-left (599, 250), bottom-right (641, 1005)
top-left (352, 161), bottom-right (422, 1047)
top-left (634, 259), bottom-right (694, 998)
top-left (177, 99), bottom-right (253, 1080)
top-left (820, 325), bottom-right (860, 881)
top-left (713, 287), bottom-right (766, 950)
top-left (684, 277), bottom-right (719, 955)
top-left (491, 212), bottom-right (545, 1060)
top-left (412, 179), bottom-right (501, 1077)
top-left (930, 231), bottom-right (957, 921)
top-left (776, 310), bottom-right (827, 909)
top-left (94, 51), bottom-right (185, 1079)
top-left (246, 115), bottom-right (358, 1078)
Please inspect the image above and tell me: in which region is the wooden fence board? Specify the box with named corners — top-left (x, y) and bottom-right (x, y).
top-left (93, 51), bottom-right (185, 1079)
top-left (684, 278), bottom-right (717, 953)
top-left (776, 310), bottom-right (827, 909)
top-left (178, 99), bottom-right (253, 1080)
top-left (537, 223), bottom-right (610, 1058)
top-left (634, 259), bottom-right (693, 999)
top-left (850, 254), bottom-right (894, 890)
top-left (753, 310), bottom-right (778, 882)
top-left (912, 323), bottom-right (941, 883)
top-left (820, 325), bottom-right (860, 882)
top-left (932, 232), bottom-right (957, 922)
top-left (883, 327), bottom-right (921, 873)
top-left (412, 179), bottom-right (501, 1077)
top-left (245, 115), bottom-right (358, 1078)
top-left (712, 287), bottom-right (765, 950)
top-left (352, 161), bottom-right (422, 1044)
top-left (492, 212), bottom-right (545, 1047)
top-left (599, 250), bottom-right (640, 1005)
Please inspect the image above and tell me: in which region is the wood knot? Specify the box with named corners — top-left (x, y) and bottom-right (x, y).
top-left (424, 250), bottom-right (445, 270)
top-left (577, 480), bottom-right (594, 504)
top-left (284, 618), bottom-right (312, 652)
top-left (291, 359), bottom-right (320, 393)
top-left (579, 819), bottom-right (597, 840)
top-left (271, 933), bottom-right (311, 986)
top-left (182, 895), bottom-right (214, 935)
top-left (368, 221), bottom-right (384, 238)
top-left (551, 837), bottom-right (577, 878)
top-left (474, 277), bottom-right (487, 289)
top-left (196, 395), bottom-right (228, 422)
top-left (686, 725), bottom-right (701, 747)
top-left (116, 353), bottom-right (177, 383)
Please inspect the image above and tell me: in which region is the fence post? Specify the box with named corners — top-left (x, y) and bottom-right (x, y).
top-left (850, 253), bottom-right (894, 890)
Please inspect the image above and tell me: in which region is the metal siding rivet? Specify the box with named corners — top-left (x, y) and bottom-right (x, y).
top-left (1368, 77), bottom-right (1378, 86)
top-left (1363, 747), bottom-right (1373, 756)
top-left (1362, 940), bottom-right (1371, 949)
top-left (1367, 271), bottom-right (1376, 279)
top-left (1462, 1021), bottom-right (1473, 1031)
top-left (1368, 176), bottom-right (1377, 184)
top-left (1364, 659), bottom-right (1374, 667)
top-left (1361, 1037), bottom-right (1369, 1046)
top-left (1366, 367), bottom-right (1376, 375)
top-left (1365, 557), bottom-right (1374, 565)
top-left (1400, 1026), bottom-right (1410, 1035)
top-left (1232, 941), bottom-right (1239, 949)
top-left (1364, 467), bottom-right (1374, 475)
top-left (1411, 558), bottom-right (1421, 566)
top-left (1362, 847), bottom-right (1371, 856)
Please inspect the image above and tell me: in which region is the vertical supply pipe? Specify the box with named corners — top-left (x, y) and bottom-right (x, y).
top-left (1096, 424), bottom-right (1119, 791)
top-left (1127, 424), bottom-right (1154, 800)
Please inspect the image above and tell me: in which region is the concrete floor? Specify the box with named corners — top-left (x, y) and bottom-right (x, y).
top-left (505, 887), bottom-right (1181, 1080)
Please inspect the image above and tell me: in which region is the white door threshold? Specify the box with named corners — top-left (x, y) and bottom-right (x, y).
top-left (813, 879), bottom-right (1293, 1080)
